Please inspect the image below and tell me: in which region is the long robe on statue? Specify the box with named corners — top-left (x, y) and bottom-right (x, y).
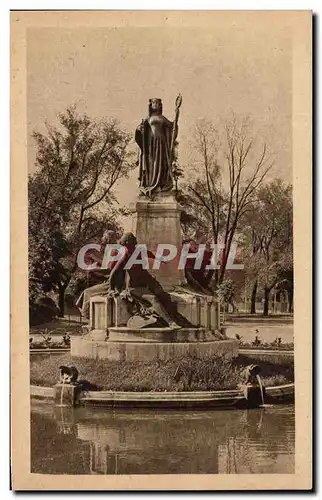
top-left (135, 99), bottom-right (177, 197)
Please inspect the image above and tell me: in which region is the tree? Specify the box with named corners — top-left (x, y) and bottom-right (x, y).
top-left (217, 278), bottom-right (236, 321)
top-left (180, 116), bottom-right (273, 288)
top-left (241, 204), bottom-right (266, 314)
top-left (241, 179), bottom-right (293, 315)
top-left (28, 106), bottom-right (135, 317)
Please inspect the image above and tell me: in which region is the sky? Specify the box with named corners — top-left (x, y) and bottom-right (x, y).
top-left (27, 20), bottom-right (292, 214)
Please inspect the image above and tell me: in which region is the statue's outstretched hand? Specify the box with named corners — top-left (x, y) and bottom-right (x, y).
top-left (137, 120), bottom-right (145, 133)
top-left (108, 288), bottom-right (119, 298)
top-left (106, 276), bottom-right (119, 297)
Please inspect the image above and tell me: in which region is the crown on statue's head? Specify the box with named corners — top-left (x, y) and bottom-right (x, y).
top-left (148, 98), bottom-right (163, 115)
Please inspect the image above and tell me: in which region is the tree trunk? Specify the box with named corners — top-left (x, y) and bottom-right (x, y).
top-left (287, 288), bottom-right (293, 313)
top-left (250, 280), bottom-right (257, 314)
top-left (263, 286), bottom-right (270, 316)
top-left (58, 284), bottom-right (67, 317)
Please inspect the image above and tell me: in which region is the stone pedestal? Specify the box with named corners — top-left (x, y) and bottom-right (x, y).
top-left (169, 291), bottom-right (220, 330)
top-left (70, 189), bottom-right (234, 364)
top-left (132, 193), bottom-right (184, 290)
top-left (240, 384), bottom-right (266, 407)
top-left (89, 295), bottom-right (132, 332)
top-left (71, 293), bottom-right (230, 361)
top-left (89, 292), bottom-right (220, 332)
top-left (71, 336), bottom-right (238, 361)
top-left (54, 383), bottom-right (78, 407)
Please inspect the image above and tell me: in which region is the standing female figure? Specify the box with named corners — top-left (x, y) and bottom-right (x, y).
top-left (135, 97), bottom-right (180, 197)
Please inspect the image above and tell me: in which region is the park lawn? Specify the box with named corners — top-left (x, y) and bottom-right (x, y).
top-left (30, 317), bottom-right (84, 336)
top-left (30, 352), bottom-right (294, 392)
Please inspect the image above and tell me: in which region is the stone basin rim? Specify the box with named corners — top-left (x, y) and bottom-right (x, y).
top-left (108, 327), bottom-right (214, 332)
top-left (30, 382), bottom-right (295, 409)
top-left (29, 347), bottom-right (294, 355)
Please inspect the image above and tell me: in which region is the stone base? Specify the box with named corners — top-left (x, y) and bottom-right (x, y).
top-left (133, 194), bottom-right (184, 289)
top-left (89, 295), bottom-right (132, 331)
top-left (71, 337), bottom-right (238, 361)
top-left (240, 384), bottom-right (266, 407)
top-left (89, 292), bottom-right (220, 331)
top-left (107, 327), bottom-right (223, 343)
top-left (74, 292), bottom-right (227, 362)
top-left (168, 291), bottom-right (220, 330)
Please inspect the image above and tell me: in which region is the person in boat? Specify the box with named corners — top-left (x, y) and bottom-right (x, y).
top-left (108, 232), bottom-right (192, 328)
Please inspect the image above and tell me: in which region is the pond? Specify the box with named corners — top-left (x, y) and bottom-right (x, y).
top-left (31, 402), bottom-right (294, 474)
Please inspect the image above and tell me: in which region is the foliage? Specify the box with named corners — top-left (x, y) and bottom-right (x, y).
top-left (272, 337), bottom-right (282, 348)
top-left (29, 341), bottom-right (70, 350)
top-left (217, 278), bottom-right (236, 306)
top-left (62, 333), bottom-right (71, 347)
top-left (176, 116), bottom-right (293, 316)
top-left (241, 179), bottom-right (293, 314)
top-left (235, 353), bottom-right (294, 384)
top-left (29, 295), bottom-right (60, 326)
top-left (39, 329), bottom-right (53, 347)
top-left (30, 353), bottom-right (294, 391)
top-left (252, 335), bottom-right (261, 347)
top-left (28, 106), bottom-right (135, 318)
top-left (64, 274), bottom-right (89, 308)
top-left (236, 335), bottom-right (294, 351)
top-left (179, 116), bottom-right (273, 287)
top-left (29, 330), bottom-right (72, 350)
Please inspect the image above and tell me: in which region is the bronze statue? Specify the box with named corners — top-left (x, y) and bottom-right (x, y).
top-left (108, 232), bottom-right (193, 328)
top-left (59, 365), bottom-right (79, 384)
top-left (242, 364), bottom-right (261, 385)
top-left (135, 96), bottom-right (182, 197)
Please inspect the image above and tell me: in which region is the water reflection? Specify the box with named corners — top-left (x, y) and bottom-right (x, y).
top-left (31, 402), bottom-right (294, 474)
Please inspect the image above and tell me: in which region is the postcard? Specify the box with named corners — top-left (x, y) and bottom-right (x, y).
top-left (11, 10), bottom-right (312, 490)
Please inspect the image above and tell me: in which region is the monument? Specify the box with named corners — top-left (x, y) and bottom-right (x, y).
top-left (132, 96), bottom-right (184, 288)
top-left (71, 96), bottom-right (238, 361)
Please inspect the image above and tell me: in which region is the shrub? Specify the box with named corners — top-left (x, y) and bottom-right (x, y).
top-left (29, 295), bottom-right (59, 326)
top-left (30, 353), bottom-right (294, 391)
top-left (62, 333), bottom-right (71, 347)
top-left (252, 335), bottom-right (261, 347)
